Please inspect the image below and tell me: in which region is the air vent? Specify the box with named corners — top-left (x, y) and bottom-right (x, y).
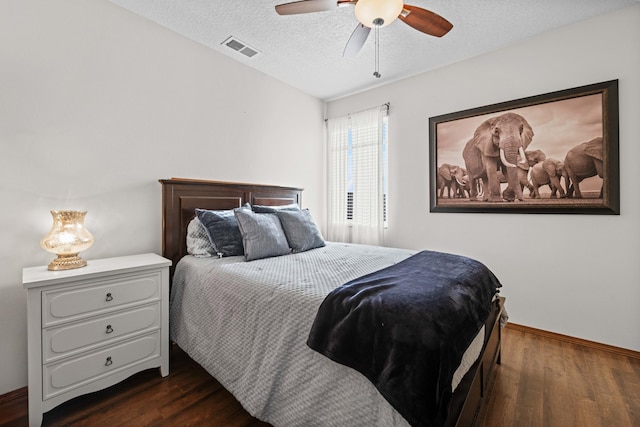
top-left (222, 36), bottom-right (260, 58)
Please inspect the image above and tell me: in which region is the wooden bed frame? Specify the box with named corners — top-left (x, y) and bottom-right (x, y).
top-left (159, 178), bottom-right (503, 427)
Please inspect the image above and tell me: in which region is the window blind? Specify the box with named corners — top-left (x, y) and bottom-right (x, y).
top-left (327, 104), bottom-right (388, 245)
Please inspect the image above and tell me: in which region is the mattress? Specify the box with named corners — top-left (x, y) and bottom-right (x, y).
top-left (169, 242), bottom-right (485, 426)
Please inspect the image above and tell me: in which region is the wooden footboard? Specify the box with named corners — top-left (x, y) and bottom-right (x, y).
top-left (446, 296), bottom-right (504, 427)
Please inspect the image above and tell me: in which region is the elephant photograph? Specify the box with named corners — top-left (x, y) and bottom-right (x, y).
top-left (429, 80), bottom-right (619, 214)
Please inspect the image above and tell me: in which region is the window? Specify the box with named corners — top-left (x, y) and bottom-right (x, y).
top-left (327, 104), bottom-right (388, 245)
top-left (347, 115), bottom-right (388, 224)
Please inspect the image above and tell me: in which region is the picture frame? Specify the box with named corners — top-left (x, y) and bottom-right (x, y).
top-left (429, 80), bottom-right (619, 214)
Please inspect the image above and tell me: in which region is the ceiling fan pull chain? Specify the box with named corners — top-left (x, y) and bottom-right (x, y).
top-left (373, 23), bottom-right (381, 78)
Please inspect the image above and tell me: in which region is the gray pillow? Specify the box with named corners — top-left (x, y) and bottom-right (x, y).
top-left (277, 209), bottom-right (325, 253)
top-left (234, 209), bottom-right (291, 261)
top-left (186, 217), bottom-right (216, 257)
top-left (195, 204), bottom-right (250, 257)
top-left (252, 203), bottom-right (300, 213)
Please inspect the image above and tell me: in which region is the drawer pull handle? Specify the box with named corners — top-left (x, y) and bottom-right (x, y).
top-left (105, 356), bottom-right (113, 366)
top-left (105, 293), bottom-right (113, 302)
top-left (106, 325), bottom-right (114, 334)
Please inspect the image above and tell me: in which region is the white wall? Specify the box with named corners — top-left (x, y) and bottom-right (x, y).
top-left (0, 0), bottom-right (325, 395)
top-left (327, 5), bottom-right (640, 352)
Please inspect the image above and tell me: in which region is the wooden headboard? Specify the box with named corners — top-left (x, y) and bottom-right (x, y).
top-left (159, 178), bottom-right (303, 280)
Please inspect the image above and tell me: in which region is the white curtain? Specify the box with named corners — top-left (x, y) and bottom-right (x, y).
top-left (327, 105), bottom-right (386, 245)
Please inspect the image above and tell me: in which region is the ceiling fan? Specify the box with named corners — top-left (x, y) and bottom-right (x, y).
top-left (275, 0), bottom-right (453, 59)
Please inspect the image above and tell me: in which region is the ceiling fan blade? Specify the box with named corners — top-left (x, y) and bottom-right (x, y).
top-left (343, 23), bottom-right (371, 58)
top-left (398, 5), bottom-right (453, 37)
top-left (275, 0), bottom-right (341, 15)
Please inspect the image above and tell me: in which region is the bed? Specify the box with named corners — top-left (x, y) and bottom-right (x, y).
top-left (160, 178), bottom-right (505, 427)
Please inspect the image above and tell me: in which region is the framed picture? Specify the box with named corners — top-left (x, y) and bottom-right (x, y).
top-left (429, 80), bottom-right (619, 214)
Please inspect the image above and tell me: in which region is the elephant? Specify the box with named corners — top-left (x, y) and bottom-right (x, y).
top-left (458, 176), bottom-right (482, 199)
top-left (529, 158), bottom-right (567, 198)
top-left (497, 149), bottom-right (547, 195)
top-left (437, 163), bottom-right (467, 198)
top-left (523, 149), bottom-right (547, 168)
top-left (463, 112), bottom-right (535, 202)
top-left (469, 177), bottom-right (483, 198)
top-left (456, 174), bottom-right (472, 198)
top-left (564, 137), bottom-right (604, 198)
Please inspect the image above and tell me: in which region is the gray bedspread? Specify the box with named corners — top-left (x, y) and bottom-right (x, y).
top-left (169, 242), bottom-right (484, 426)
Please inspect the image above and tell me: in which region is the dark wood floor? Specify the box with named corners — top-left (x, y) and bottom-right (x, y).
top-left (1, 326), bottom-right (639, 427)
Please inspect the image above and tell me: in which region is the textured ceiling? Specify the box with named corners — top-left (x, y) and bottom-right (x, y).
top-left (109, 0), bottom-right (636, 101)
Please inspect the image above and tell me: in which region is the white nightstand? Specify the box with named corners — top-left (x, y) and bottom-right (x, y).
top-left (22, 253), bottom-right (172, 427)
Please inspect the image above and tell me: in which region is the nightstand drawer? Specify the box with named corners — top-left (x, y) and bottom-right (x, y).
top-left (43, 272), bottom-right (161, 326)
top-left (43, 303), bottom-right (160, 362)
top-left (43, 332), bottom-right (160, 400)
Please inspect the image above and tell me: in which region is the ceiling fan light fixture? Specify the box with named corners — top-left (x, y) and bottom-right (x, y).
top-left (355, 0), bottom-right (403, 28)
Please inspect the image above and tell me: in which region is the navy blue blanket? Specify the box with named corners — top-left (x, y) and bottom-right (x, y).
top-left (306, 250), bottom-right (502, 427)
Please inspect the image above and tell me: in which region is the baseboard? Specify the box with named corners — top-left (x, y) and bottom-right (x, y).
top-left (0, 385), bottom-right (26, 405)
top-left (505, 322), bottom-right (640, 360)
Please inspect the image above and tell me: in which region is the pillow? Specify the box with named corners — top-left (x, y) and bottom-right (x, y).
top-left (186, 217), bottom-right (216, 257)
top-left (251, 203), bottom-right (300, 213)
top-left (277, 209), bottom-right (325, 253)
top-left (195, 204), bottom-right (250, 257)
top-left (234, 209), bottom-right (291, 261)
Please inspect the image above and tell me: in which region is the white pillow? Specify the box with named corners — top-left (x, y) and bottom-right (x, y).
top-left (186, 217), bottom-right (216, 257)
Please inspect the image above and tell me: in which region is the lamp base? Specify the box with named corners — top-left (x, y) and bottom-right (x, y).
top-left (48, 254), bottom-right (87, 271)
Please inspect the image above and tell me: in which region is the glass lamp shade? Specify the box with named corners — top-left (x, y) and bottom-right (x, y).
top-left (40, 210), bottom-right (94, 271)
top-left (355, 0), bottom-right (404, 28)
